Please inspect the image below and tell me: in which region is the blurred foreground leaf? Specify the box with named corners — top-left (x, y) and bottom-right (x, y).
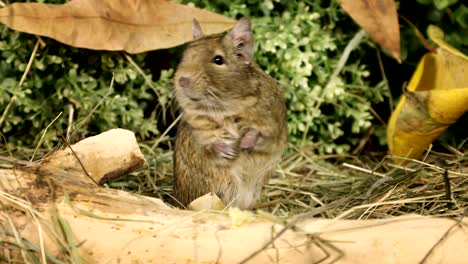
top-left (0, 0), bottom-right (235, 53)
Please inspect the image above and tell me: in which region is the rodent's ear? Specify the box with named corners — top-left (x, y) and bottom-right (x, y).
top-left (192, 18), bottom-right (204, 40)
top-left (229, 18), bottom-right (254, 64)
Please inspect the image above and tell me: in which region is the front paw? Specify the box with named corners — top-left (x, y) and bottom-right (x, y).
top-left (240, 128), bottom-right (259, 153)
top-left (213, 140), bottom-right (237, 160)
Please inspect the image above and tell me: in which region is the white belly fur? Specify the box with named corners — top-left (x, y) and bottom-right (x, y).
top-left (226, 153), bottom-right (281, 209)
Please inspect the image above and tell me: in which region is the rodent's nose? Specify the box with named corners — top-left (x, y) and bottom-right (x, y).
top-left (178, 77), bottom-right (191, 89)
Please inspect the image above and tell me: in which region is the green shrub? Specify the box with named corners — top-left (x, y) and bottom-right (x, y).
top-left (0, 25), bottom-right (175, 151)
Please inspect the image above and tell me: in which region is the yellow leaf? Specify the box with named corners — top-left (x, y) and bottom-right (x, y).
top-left (0, 0), bottom-right (235, 53)
top-left (387, 25), bottom-right (468, 161)
top-left (428, 25), bottom-right (467, 59)
top-left (428, 89), bottom-right (468, 123)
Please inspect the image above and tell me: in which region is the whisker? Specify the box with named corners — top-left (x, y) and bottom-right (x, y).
top-left (205, 88), bottom-right (224, 116)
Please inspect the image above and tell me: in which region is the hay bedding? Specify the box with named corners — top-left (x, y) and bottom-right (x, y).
top-left (263, 148), bottom-right (467, 219)
top-left (123, 142), bottom-right (467, 219)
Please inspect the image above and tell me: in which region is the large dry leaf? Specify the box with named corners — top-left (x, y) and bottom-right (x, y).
top-left (387, 25), bottom-right (468, 161)
top-left (0, 0), bottom-right (235, 53)
top-left (340, 0), bottom-right (400, 62)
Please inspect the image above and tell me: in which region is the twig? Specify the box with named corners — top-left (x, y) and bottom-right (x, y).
top-left (124, 53), bottom-right (162, 100)
top-left (457, 137), bottom-right (468, 150)
top-left (368, 106), bottom-right (387, 126)
top-left (342, 162), bottom-right (386, 177)
top-left (239, 220), bottom-right (290, 264)
top-left (239, 199), bottom-right (347, 263)
top-left (309, 235), bottom-right (344, 264)
top-left (442, 170), bottom-right (453, 210)
top-left (70, 75), bottom-right (114, 140)
top-left (307, 238), bottom-right (331, 264)
top-left (61, 136), bottom-right (99, 186)
top-left (0, 0), bottom-right (5, 7)
top-left (28, 207), bottom-right (47, 264)
top-left (386, 163), bottom-right (417, 172)
top-left (0, 156), bottom-right (36, 167)
top-left (388, 157), bottom-right (468, 177)
top-left (312, 29), bottom-right (366, 113)
top-left (376, 49), bottom-right (393, 111)
top-left (270, 225), bottom-right (280, 263)
top-left (300, 29), bottom-right (367, 144)
top-left (352, 126), bottom-right (374, 155)
top-left (35, 36), bottom-right (46, 48)
top-left (0, 40), bottom-right (40, 127)
top-left (0, 133), bottom-right (15, 166)
top-left (334, 195), bottom-right (446, 221)
top-left (441, 143), bottom-right (465, 157)
top-left (4, 213), bottom-right (31, 263)
top-left (399, 15), bottom-right (437, 53)
top-left (421, 144), bottom-right (432, 162)
top-left (0, 95), bottom-right (16, 127)
top-left (19, 40), bottom-right (40, 87)
top-left (297, 28), bottom-right (366, 143)
top-left (419, 217), bottom-right (464, 264)
top-left (30, 112), bottom-right (63, 162)
top-left (365, 176), bottom-right (394, 199)
top-left (151, 113), bottom-right (182, 150)
top-left (66, 104), bottom-right (74, 142)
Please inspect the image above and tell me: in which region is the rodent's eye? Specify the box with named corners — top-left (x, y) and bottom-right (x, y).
top-left (212, 55), bottom-right (224, 65)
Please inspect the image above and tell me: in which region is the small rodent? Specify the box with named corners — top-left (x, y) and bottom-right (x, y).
top-left (172, 18), bottom-right (288, 209)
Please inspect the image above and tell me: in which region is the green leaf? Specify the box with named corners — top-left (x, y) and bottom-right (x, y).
top-left (453, 4), bottom-right (468, 28)
top-left (433, 0), bottom-right (458, 10)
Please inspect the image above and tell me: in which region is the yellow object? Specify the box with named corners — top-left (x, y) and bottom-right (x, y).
top-left (387, 25), bottom-right (468, 161)
top-left (188, 192), bottom-right (225, 211)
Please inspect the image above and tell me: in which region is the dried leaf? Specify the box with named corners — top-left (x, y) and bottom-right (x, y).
top-left (340, 0), bottom-right (400, 62)
top-left (0, 0), bottom-right (235, 53)
top-left (188, 192), bottom-right (225, 211)
top-left (387, 25), bottom-right (468, 161)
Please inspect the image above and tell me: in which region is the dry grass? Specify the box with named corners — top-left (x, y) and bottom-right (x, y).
top-left (106, 138), bottom-right (467, 220)
top-left (262, 145), bottom-right (467, 219)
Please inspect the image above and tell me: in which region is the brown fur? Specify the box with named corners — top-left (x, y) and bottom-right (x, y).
top-left (173, 18), bottom-right (288, 209)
